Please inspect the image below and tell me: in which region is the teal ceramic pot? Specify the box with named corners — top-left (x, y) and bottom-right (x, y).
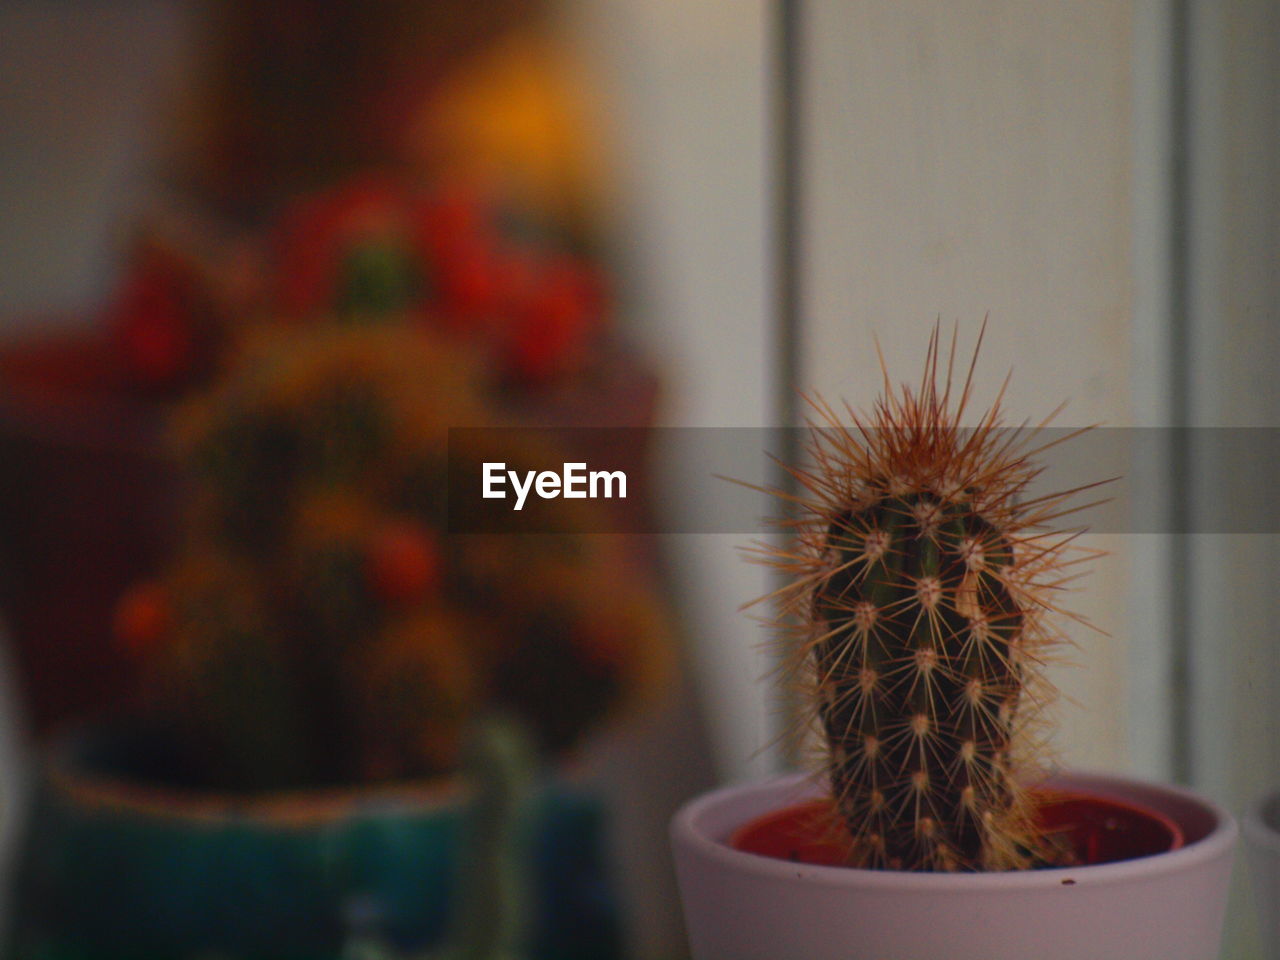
top-left (9, 728), bottom-right (622, 960)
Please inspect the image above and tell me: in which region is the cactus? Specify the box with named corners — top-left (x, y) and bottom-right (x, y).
top-left (761, 326), bottom-right (1095, 872)
top-left (118, 325), bottom-right (670, 789)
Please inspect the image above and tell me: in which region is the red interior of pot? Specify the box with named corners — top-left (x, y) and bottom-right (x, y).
top-left (730, 788), bottom-right (1184, 868)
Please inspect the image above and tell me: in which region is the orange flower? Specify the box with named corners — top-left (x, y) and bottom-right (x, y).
top-left (113, 581), bottom-right (172, 657)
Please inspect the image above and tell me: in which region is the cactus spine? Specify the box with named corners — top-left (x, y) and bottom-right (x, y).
top-left (764, 327), bottom-right (1092, 872)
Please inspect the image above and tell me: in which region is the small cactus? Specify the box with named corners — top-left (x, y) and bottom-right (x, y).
top-left (758, 326), bottom-right (1098, 872)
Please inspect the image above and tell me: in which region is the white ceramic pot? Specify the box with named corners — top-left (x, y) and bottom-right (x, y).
top-left (1244, 793), bottom-right (1280, 960)
top-left (671, 771), bottom-right (1236, 960)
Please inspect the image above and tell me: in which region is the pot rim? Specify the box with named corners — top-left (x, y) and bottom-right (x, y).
top-left (42, 724), bottom-right (468, 827)
top-left (1243, 792), bottom-right (1280, 854)
top-left (41, 722), bottom-right (597, 827)
top-left (45, 752), bottom-right (470, 827)
top-left (672, 770), bottom-right (1238, 892)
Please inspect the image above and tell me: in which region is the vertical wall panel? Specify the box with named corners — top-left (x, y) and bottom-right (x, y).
top-left (569, 3), bottom-right (777, 955)
top-left (1185, 0), bottom-right (1280, 955)
top-left (798, 1), bottom-right (1151, 772)
top-left (570, 0), bottom-right (778, 785)
top-left (0, 0), bottom-right (189, 325)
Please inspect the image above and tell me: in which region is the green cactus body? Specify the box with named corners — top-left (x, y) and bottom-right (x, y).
top-left (814, 487), bottom-right (1036, 872)
top-left (445, 715), bottom-right (537, 960)
top-left (760, 327), bottom-right (1091, 873)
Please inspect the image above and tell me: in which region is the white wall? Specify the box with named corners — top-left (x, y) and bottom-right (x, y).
top-left (570, 0), bottom-right (783, 785)
top-left (0, 0), bottom-right (190, 326)
top-left (798, 0), bottom-right (1150, 773)
top-left (568, 6), bottom-right (779, 955)
top-left (1185, 1), bottom-right (1280, 955)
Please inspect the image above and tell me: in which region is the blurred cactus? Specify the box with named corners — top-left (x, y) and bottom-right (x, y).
top-left (757, 326), bottom-right (1096, 871)
top-left (119, 326), bottom-right (668, 789)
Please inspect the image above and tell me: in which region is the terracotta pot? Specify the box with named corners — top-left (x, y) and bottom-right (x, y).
top-left (1244, 792), bottom-right (1280, 959)
top-left (671, 771), bottom-right (1236, 960)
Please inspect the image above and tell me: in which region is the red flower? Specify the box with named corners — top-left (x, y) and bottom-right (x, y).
top-left (366, 521), bottom-right (442, 605)
top-left (109, 246), bottom-right (198, 389)
top-left (506, 257), bottom-right (604, 385)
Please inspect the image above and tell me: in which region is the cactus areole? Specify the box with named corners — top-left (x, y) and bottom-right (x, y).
top-left (760, 327), bottom-right (1098, 873)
